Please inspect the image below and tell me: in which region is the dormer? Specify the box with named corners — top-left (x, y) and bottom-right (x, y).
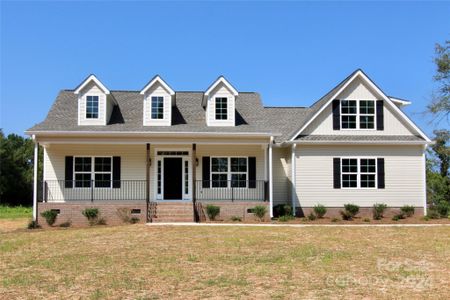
top-left (140, 75), bottom-right (175, 126)
top-left (203, 76), bottom-right (238, 127)
top-left (75, 75), bottom-right (115, 126)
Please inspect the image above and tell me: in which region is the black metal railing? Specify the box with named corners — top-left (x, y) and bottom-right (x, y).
top-left (41, 180), bottom-right (147, 202)
top-left (195, 180), bottom-right (266, 201)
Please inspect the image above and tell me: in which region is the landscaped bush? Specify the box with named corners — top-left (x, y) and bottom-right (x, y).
top-left (82, 208), bottom-right (100, 226)
top-left (392, 215), bottom-right (401, 221)
top-left (130, 217), bottom-right (140, 224)
top-left (427, 209), bottom-right (441, 219)
top-left (27, 220), bottom-right (41, 229)
top-left (59, 220), bottom-right (72, 228)
top-left (400, 205), bottom-right (415, 218)
top-left (340, 203), bottom-right (360, 220)
top-left (273, 204), bottom-right (292, 217)
top-left (206, 205), bottom-right (220, 221)
top-left (363, 218), bottom-right (371, 223)
top-left (230, 216), bottom-right (242, 222)
top-left (278, 215), bottom-right (294, 222)
top-left (253, 205), bottom-right (267, 221)
top-left (307, 212), bottom-right (317, 221)
top-left (97, 217), bottom-right (107, 225)
top-left (331, 217), bottom-right (339, 222)
top-left (40, 210), bottom-right (58, 226)
top-left (372, 203), bottom-right (387, 220)
top-left (313, 204), bottom-right (327, 218)
top-left (435, 201), bottom-right (450, 218)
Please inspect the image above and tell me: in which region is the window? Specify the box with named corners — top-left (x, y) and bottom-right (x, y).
top-left (74, 157), bottom-right (92, 187)
top-left (184, 161), bottom-right (189, 194)
top-left (211, 157), bottom-right (248, 188)
top-left (74, 157), bottom-right (112, 188)
top-left (151, 96), bottom-right (164, 119)
top-left (215, 97), bottom-right (228, 120)
top-left (211, 157), bottom-right (228, 187)
top-left (86, 96), bottom-right (99, 119)
top-left (341, 158), bottom-right (377, 189)
top-left (341, 100), bottom-right (375, 129)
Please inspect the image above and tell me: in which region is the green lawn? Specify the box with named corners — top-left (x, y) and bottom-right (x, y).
top-left (0, 205), bottom-right (32, 219)
top-left (0, 223), bottom-right (449, 299)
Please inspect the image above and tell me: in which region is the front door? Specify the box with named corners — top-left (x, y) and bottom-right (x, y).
top-left (163, 157), bottom-right (183, 200)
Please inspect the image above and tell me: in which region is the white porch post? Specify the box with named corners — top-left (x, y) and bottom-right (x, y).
top-left (291, 144), bottom-right (296, 216)
top-left (268, 136), bottom-right (274, 218)
top-left (32, 135), bottom-right (38, 221)
top-left (422, 144), bottom-right (428, 216)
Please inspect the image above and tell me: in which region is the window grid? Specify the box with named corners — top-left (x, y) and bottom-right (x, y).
top-left (73, 157), bottom-right (112, 188)
top-left (340, 100), bottom-right (376, 130)
top-left (210, 157), bottom-right (248, 188)
top-left (151, 96), bottom-right (164, 119)
top-left (157, 160), bottom-right (162, 194)
top-left (341, 158), bottom-right (377, 189)
top-left (184, 161), bottom-right (189, 194)
top-left (86, 96), bottom-right (99, 119)
top-left (215, 97), bottom-right (228, 120)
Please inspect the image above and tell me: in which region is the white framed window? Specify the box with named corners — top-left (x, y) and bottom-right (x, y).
top-left (215, 97), bottom-right (228, 120)
top-left (86, 95), bottom-right (99, 119)
top-left (210, 157), bottom-right (248, 188)
top-left (151, 96), bottom-right (164, 119)
top-left (74, 156), bottom-right (112, 188)
top-left (341, 158), bottom-right (377, 189)
top-left (341, 100), bottom-right (375, 130)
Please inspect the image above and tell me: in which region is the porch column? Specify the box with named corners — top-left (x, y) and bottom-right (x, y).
top-left (32, 135), bottom-right (38, 221)
top-left (291, 144), bottom-right (296, 216)
top-left (146, 143), bottom-right (150, 222)
top-left (422, 144), bottom-right (428, 216)
top-left (268, 136), bottom-right (274, 218)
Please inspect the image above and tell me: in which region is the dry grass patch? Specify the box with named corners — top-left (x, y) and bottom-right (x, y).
top-left (0, 223), bottom-right (449, 299)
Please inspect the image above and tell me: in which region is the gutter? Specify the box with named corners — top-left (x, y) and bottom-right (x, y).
top-left (283, 140), bottom-right (432, 146)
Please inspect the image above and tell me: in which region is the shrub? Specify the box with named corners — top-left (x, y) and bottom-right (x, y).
top-left (436, 201), bottom-right (450, 218)
top-left (206, 205), bottom-right (220, 221)
top-left (341, 203), bottom-right (360, 220)
top-left (27, 220), bottom-right (41, 229)
top-left (82, 208), bottom-right (100, 226)
top-left (130, 217), bottom-right (140, 224)
top-left (40, 210), bottom-right (58, 226)
top-left (392, 215), bottom-right (400, 221)
top-left (372, 203), bottom-right (387, 220)
top-left (97, 217), bottom-right (107, 225)
top-left (307, 212), bottom-right (317, 221)
top-left (423, 216), bottom-right (430, 221)
top-left (331, 217), bottom-right (339, 222)
top-left (230, 216), bottom-right (242, 222)
top-left (278, 215), bottom-right (294, 222)
top-left (427, 209), bottom-right (440, 219)
top-left (273, 204), bottom-right (292, 217)
top-left (313, 204), bottom-right (327, 218)
top-left (363, 218), bottom-right (371, 223)
top-left (253, 205), bottom-right (267, 221)
top-left (400, 205), bottom-right (415, 218)
top-left (59, 220), bottom-right (72, 228)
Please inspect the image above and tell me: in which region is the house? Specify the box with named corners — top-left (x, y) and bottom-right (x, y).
top-left (26, 69), bottom-right (431, 225)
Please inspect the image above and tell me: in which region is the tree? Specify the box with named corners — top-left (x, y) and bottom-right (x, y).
top-left (0, 130), bottom-right (43, 206)
top-left (428, 41), bottom-right (450, 123)
top-left (427, 130), bottom-right (450, 206)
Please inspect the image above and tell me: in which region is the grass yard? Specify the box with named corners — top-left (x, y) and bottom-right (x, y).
top-left (0, 205), bottom-right (32, 219)
top-left (0, 222), bottom-right (449, 299)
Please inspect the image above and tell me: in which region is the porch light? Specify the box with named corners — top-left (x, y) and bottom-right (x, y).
top-left (149, 158), bottom-right (152, 166)
top-left (196, 158), bottom-right (199, 167)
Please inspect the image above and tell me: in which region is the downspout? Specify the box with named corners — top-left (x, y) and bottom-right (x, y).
top-left (268, 136), bottom-right (274, 218)
top-left (32, 135), bottom-right (38, 222)
top-left (291, 144), bottom-right (296, 216)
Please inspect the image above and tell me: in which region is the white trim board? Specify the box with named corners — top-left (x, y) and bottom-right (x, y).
top-left (140, 75), bottom-right (175, 96)
top-left (74, 74), bottom-right (110, 95)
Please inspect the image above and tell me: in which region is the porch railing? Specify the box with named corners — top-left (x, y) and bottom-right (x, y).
top-left (195, 180), bottom-right (266, 201)
top-left (40, 180), bottom-right (147, 202)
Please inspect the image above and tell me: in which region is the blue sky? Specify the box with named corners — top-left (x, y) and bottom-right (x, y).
top-left (1, 1), bottom-right (449, 136)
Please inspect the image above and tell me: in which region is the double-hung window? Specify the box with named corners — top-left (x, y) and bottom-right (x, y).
top-left (74, 157), bottom-right (112, 188)
top-left (215, 97), bottom-right (228, 120)
top-left (341, 158), bottom-right (377, 189)
top-left (211, 157), bottom-right (248, 188)
top-left (341, 100), bottom-right (375, 129)
top-left (151, 96), bottom-right (164, 119)
top-left (86, 96), bottom-right (99, 119)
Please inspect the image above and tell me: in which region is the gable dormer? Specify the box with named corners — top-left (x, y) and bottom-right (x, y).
top-left (203, 76), bottom-right (238, 127)
top-left (75, 75), bottom-right (115, 126)
top-left (140, 75), bottom-right (175, 126)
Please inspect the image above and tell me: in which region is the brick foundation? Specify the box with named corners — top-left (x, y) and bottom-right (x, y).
top-left (295, 207), bottom-right (425, 218)
top-left (199, 201), bottom-right (270, 222)
top-left (37, 202), bottom-right (147, 227)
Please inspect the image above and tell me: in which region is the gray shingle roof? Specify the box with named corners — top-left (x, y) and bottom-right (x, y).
top-left (294, 135), bottom-right (425, 142)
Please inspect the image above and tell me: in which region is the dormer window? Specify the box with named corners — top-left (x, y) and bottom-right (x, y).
top-left (215, 97), bottom-right (228, 120)
top-left (86, 96), bottom-right (99, 119)
top-left (151, 96), bottom-right (164, 119)
top-left (341, 100), bottom-right (375, 130)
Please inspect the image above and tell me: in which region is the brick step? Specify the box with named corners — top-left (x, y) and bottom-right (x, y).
top-left (152, 217), bottom-right (194, 223)
top-left (155, 213), bottom-right (194, 217)
top-left (155, 209), bottom-right (193, 213)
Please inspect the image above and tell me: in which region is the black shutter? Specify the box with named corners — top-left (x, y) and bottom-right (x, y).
top-left (202, 157), bottom-right (210, 188)
top-left (248, 157), bottom-right (256, 188)
top-left (113, 156), bottom-right (121, 188)
top-left (377, 158), bottom-right (385, 189)
top-left (65, 156), bottom-right (73, 188)
top-left (333, 158), bottom-right (341, 189)
top-left (376, 100), bottom-right (384, 131)
top-left (332, 100), bottom-right (340, 130)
